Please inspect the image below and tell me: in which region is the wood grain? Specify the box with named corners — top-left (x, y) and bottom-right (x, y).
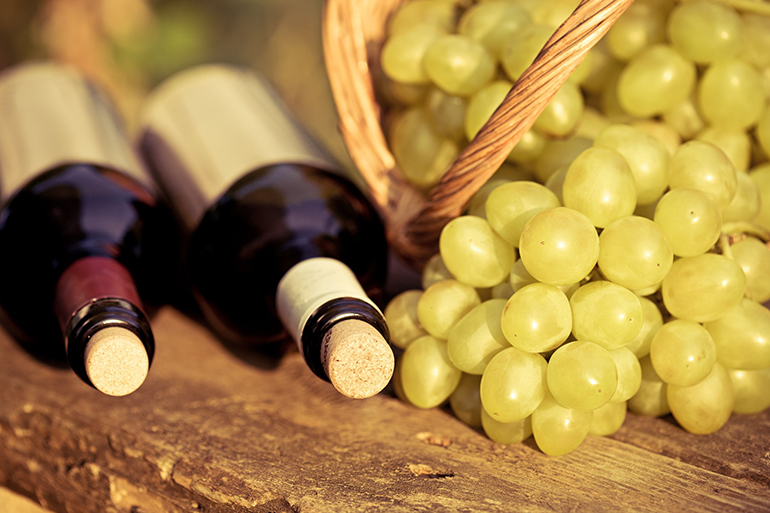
top-left (0, 307), bottom-right (769, 512)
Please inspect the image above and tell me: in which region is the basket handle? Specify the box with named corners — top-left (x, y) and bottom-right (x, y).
top-left (323, 0), bottom-right (424, 239)
top-left (325, 0), bottom-right (635, 269)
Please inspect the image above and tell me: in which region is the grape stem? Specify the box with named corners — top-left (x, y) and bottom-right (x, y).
top-left (721, 222), bottom-right (770, 243)
top-left (719, 233), bottom-right (735, 260)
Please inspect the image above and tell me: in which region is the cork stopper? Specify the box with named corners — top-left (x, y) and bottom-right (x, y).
top-left (83, 327), bottom-right (149, 397)
top-left (321, 319), bottom-right (394, 399)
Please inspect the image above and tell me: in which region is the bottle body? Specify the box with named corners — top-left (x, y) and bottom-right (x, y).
top-left (0, 164), bottom-right (173, 361)
top-left (186, 163), bottom-right (387, 344)
top-left (140, 65), bottom-right (394, 397)
top-left (0, 62), bottom-right (177, 396)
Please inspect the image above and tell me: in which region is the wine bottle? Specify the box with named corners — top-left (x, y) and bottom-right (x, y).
top-left (139, 65), bottom-right (393, 399)
top-left (0, 62), bottom-right (175, 396)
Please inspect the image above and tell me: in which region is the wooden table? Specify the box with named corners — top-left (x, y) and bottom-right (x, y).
top-left (1, 307), bottom-right (768, 512)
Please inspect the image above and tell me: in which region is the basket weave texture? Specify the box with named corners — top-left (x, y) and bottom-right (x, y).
top-left (324, 0), bottom-right (635, 268)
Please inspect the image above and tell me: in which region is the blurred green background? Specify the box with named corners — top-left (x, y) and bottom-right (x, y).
top-left (0, 0), bottom-right (353, 170)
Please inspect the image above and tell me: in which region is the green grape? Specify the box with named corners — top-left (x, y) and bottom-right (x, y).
top-left (662, 254), bottom-right (746, 323)
top-left (422, 253), bottom-right (454, 289)
top-left (589, 401), bottom-right (628, 436)
top-left (667, 0), bottom-right (743, 64)
top-left (662, 95), bottom-right (705, 140)
top-left (379, 76), bottom-right (429, 106)
top-left (633, 199), bottom-right (658, 221)
top-left (598, 216), bottom-right (672, 291)
top-left (582, 43), bottom-right (621, 95)
top-left (447, 299), bottom-right (509, 374)
top-left (653, 188), bottom-right (722, 257)
top-left (618, 45), bottom-right (696, 117)
top-left (533, 82), bottom-right (584, 138)
top-left (606, 2), bottom-right (666, 62)
top-left (668, 140), bottom-right (738, 210)
top-left (385, 290), bottom-right (427, 349)
top-left (481, 408), bottom-right (533, 444)
top-left (729, 368), bottom-right (770, 415)
top-left (392, 357), bottom-right (408, 403)
top-left (424, 87), bottom-right (467, 140)
top-left (628, 356), bottom-right (670, 416)
top-left (491, 280), bottom-right (514, 300)
top-left (534, 137), bottom-right (592, 184)
top-left (547, 341), bottom-right (618, 411)
top-left (608, 347), bottom-right (642, 403)
top-left (450, 373), bottom-right (483, 428)
top-left (570, 281), bottom-right (644, 350)
top-left (507, 129), bottom-right (547, 164)
top-left (761, 67), bottom-right (770, 103)
top-left (440, 216), bottom-right (516, 287)
top-left (467, 179), bottom-right (510, 219)
top-left (574, 107), bottom-right (612, 141)
top-left (668, 362), bottom-right (734, 434)
top-left (632, 281), bottom-right (661, 297)
top-left (501, 283), bottom-right (571, 353)
top-left (531, 389), bottom-right (593, 456)
top-left (563, 147), bottom-right (637, 229)
top-left (458, 1), bottom-right (531, 58)
top-left (704, 298), bottom-right (770, 370)
top-left (601, 65), bottom-right (639, 124)
top-left (493, 163), bottom-right (535, 182)
top-left (630, 119), bottom-right (681, 156)
top-left (531, 0), bottom-right (580, 29)
top-left (698, 59), bottom-right (766, 131)
top-left (485, 181), bottom-right (560, 246)
top-left (424, 35), bottom-right (496, 97)
top-left (544, 167), bottom-right (567, 205)
top-left (695, 127), bottom-right (751, 173)
top-left (757, 109), bottom-right (770, 158)
top-left (381, 25), bottom-right (446, 84)
top-left (506, 0), bottom-right (540, 14)
top-left (401, 335), bottom-right (462, 409)
top-left (594, 124), bottom-right (670, 205)
top-left (480, 347), bottom-right (548, 422)
top-left (721, 171), bottom-right (761, 223)
top-left (731, 237), bottom-right (770, 303)
top-left (390, 108), bottom-right (459, 188)
top-left (465, 80), bottom-right (512, 140)
top-left (749, 164), bottom-right (770, 231)
top-left (625, 297), bottom-right (663, 359)
top-left (650, 320), bottom-right (716, 386)
top-left (519, 207), bottom-right (600, 286)
top-left (509, 258), bottom-right (537, 292)
top-left (388, 0), bottom-right (458, 36)
top-left (742, 13), bottom-right (770, 69)
top-left (500, 24), bottom-right (553, 81)
top-left (418, 279), bottom-right (481, 339)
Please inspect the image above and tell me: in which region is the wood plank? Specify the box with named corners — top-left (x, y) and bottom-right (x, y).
top-left (0, 307), bottom-right (768, 512)
top-left (0, 488), bottom-right (53, 513)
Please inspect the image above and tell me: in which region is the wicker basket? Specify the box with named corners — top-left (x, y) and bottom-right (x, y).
top-left (323, 0), bottom-right (635, 268)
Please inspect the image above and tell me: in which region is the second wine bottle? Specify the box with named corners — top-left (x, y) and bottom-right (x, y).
top-left (140, 65), bottom-right (393, 399)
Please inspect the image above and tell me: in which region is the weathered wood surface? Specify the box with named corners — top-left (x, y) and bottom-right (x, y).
top-left (0, 307), bottom-right (769, 513)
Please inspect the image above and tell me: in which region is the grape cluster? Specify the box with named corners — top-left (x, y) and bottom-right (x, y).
top-left (381, 0), bottom-right (770, 456)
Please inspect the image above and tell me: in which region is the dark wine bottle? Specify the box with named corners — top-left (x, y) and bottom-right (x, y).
top-left (139, 65), bottom-right (393, 399)
top-left (0, 63), bottom-right (175, 396)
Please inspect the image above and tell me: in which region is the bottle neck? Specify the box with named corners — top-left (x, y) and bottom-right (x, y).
top-left (53, 256), bottom-right (154, 388)
top-left (300, 297), bottom-right (389, 382)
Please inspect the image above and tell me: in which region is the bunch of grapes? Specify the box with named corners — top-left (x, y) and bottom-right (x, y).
top-left (380, 0), bottom-right (770, 456)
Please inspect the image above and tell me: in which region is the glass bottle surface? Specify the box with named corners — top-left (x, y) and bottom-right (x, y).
top-left (186, 163), bottom-right (387, 344)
